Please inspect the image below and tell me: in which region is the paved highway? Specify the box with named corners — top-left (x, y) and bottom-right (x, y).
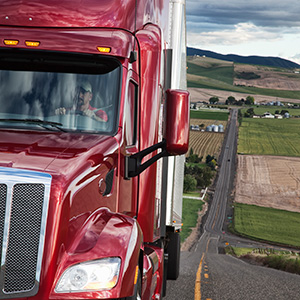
top-left (165, 109), bottom-right (300, 300)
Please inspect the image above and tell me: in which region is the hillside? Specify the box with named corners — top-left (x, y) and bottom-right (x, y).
top-left (187, 56), bottom-right (300, 101)
top-left (187, 47), bottom-right (300, 69)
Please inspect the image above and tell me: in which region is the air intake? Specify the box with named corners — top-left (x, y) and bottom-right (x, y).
top-left (0, 168), bottom-right (51, 298)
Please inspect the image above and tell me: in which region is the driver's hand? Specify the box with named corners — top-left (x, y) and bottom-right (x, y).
top-left (55, 107), bottom-right (66, 115)
top-left (82, 108), bottom-right (105, 122)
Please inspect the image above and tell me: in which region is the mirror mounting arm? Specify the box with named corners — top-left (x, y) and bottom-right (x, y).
top-left (125, 139), bottom-right (168, 178)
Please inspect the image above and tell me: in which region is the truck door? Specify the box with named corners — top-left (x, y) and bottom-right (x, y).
top-left (118, 75), bottom-right (139, 217)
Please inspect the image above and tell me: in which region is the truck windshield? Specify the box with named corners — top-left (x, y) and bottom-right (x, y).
top-left (0, 50), bottom-right (121, 134)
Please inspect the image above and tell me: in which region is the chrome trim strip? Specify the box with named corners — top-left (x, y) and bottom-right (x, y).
top-left (0, 167), bottom-right (52, 298)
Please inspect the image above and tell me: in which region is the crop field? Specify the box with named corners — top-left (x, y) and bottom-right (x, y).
top-left (188, 118), bottom-right (227, 159)
top-left (188, 131), bottom-right (225, 159)
top-left (238, 118), bottom-right (300, 157)
top-left (234, 203), bottom-right (300, 247)
top-left (190, 109), bottom-right (229, 121)
top-left (235, 155), bottom-right (300, 213)
top-left (190, 118), bottom-right (227, 128)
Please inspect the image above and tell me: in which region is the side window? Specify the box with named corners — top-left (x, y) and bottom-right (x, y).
top-left (125, 81), bottom-right (138, 146)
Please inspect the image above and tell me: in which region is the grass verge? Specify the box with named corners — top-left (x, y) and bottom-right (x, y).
top-left (181, 198), bottom-right (204, 242)
top-left (225, 246), bottom-right (300, 275)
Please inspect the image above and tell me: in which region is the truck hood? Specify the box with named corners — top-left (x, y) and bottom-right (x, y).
top-left (0, 129), bottom-right (119, 175)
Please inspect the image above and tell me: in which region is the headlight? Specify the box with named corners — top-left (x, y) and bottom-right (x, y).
top-left (55, 257), bottom-right (121, 293)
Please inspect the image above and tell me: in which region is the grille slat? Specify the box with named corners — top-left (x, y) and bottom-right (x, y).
top-left (0, 168), bottom-right (52, 299)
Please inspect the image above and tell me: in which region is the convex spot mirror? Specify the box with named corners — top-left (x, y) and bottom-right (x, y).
top-left (165, 89), bottom-right (190, 155)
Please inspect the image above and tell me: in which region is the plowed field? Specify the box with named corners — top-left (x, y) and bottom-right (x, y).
top-left (235, 155), bottom-right (300, 213)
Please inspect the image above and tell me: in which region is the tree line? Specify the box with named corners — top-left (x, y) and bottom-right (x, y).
top-left (209, 95), bottom-right (255, 105)
top-left (184, 150), bottom-right (216, 192)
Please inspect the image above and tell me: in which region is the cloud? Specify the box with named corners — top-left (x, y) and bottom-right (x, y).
top-left (187, 0), bottom-right (300, 31)
top-left (186, 0), bottom-right (300, 63)
top-left (291, 54), bottom-right (300, 65)
top-left (187, 22), bottom-right (280, 47)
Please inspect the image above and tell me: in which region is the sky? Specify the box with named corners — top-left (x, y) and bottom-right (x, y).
top-left (186, 0), bottom-right (300, 64)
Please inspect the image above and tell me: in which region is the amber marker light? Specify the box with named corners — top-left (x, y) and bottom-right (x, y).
top-left (25, 41), bottom-right (40, 47)
top-left (3, 40), bottom-right (19, 46)
top-left (97, 47), bottom-right (111, 53)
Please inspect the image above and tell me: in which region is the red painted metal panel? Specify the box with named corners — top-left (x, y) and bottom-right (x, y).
top-left (135, 24), bottom-right (162, 243)
top-left (0, 0), bottom-right (169, 37)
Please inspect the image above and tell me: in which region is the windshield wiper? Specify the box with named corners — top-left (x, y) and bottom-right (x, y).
top-left (0, 118), bottom-right (66, 132)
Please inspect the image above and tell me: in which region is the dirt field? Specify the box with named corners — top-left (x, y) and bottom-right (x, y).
top-left (234, 64), bottom-right (300, 91)
top-left (188, 87), bottom-right (300, 105)
top-left (235, 155), bottom-right (300, 213)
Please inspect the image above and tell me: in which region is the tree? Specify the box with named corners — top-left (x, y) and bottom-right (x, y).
top-left (189, 148), bottom-right (194, 156)
top-left (207, 159), bottom-right (217, 170)
top-left (244, 108), bottom-right (254, 118)
top-left (205, 154), bottom-right (216, 164)
top-left (245, 95), bottom-right (255, 105)
top-left (202, 166), bottom-right (214, 187)
top-left (226, 96), bottom-right (236, 105)
top-left (184, 174), bottom-right (197, 192)
top-left (209, 96), bottom-right (219, 104)
top-left (280, 110), bottom-right (289, 115)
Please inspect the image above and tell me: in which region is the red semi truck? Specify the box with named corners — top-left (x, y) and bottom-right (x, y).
top-left (0, 0), bottom-right (189, 299)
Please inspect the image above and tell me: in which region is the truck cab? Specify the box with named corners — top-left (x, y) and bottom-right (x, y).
top-left (0, 1), bottom-right (189, 299)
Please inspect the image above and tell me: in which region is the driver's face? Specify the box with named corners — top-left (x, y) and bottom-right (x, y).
top-left (76, 87), bottom-right (92, 111)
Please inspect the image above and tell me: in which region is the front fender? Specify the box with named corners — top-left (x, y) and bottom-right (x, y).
top-left (50, 208), bottom-right (143, 299)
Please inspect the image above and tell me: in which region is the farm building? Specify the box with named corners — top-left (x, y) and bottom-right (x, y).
top-left (262, 112), bottom-right (275, 119)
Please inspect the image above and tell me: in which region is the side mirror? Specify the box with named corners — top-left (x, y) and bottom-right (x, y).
top-left (125, 89), bottom-right (189, 178)
top-left (165, 89), bottom-right (190, 155)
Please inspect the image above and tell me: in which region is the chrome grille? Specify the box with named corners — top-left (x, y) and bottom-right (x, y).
top-left (0, 168), bottom-right (51, 298)
top-left (4, 184), bottom-right (45, 293)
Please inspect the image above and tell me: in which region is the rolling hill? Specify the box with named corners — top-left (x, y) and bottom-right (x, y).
top-left (187, 47), bottom-right (300, 69)
top-left (187, 55), bottom-right (300, 101)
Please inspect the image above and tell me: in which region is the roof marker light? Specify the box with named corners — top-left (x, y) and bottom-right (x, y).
top-left (25, 41), bottom-right (40, 47)
top-left (97, 47), bottom-right (111, 53)
top-left (3, 40), bottom-right (19, 46)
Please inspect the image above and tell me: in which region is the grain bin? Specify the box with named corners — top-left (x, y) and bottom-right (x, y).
top-left (206, 125), bottom-right (212, 132)
top-left (212, 125), bottom-right (219, 132)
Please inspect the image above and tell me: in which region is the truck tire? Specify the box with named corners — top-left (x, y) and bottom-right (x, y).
top-left (166, 231), bottom-right (180, 280)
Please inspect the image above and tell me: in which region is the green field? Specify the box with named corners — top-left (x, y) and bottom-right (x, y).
top-left (234, 203), bottom-right (300, 247)
top-left (181, 198), bottom-right (204, 242)
top-left (187, 61), bottom-right (234, 85)
top-left (238, 118), bottom-right (300, 156)
top-left (190, 109), bottom-right (229, 121)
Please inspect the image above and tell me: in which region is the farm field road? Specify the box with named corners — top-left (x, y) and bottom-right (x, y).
top-left (165, 108), bottom-right (300, 300)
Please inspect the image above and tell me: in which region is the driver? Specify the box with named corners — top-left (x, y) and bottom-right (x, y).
top-left (55, 81), bottom-right (108, 122)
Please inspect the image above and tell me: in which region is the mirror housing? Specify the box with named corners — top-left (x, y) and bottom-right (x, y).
top-left (165, 89), bottom-right (190, 155)
top-left (125, 89), bottom-right (190, 178)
